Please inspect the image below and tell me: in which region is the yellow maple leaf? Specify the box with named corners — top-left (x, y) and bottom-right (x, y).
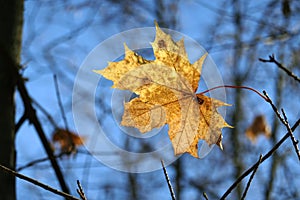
top-left (94, 22), bottom-right (232, 157)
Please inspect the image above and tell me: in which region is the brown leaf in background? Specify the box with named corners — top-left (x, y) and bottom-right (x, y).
top-left (246, 115), bottom-right (271, 143)
top-left (52, 128), bottom-right (84, 154)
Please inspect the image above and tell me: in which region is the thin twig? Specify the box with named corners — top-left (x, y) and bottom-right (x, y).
top-left (220, 117), bottom-right (300, 199)
top-left (263, 91), bottom-right (300, 161)
top-left (161, 160), bottom-right (176, 200)
top-left (282, 110), bottom-right (300, 160)
top-left (17, 152), bottom-right (67, 171)
top-left (32, 99), bottom-right (58, 128)
top-left (203, 192), bottom-right (209, 200)
top-left (259, 54), bottom-right (300, 83)
top-left (54, 75), bottom-right (69, 130)
top-left (15, 112), bottom-right (27, 133)
top-left (17, 91), bottom-right (59, 134)
top-left (0, 164), bottom-right (79, 200)
top-left (54, 75), bottom-right (76, 153)
top-left (76, 180), bottom-right (87, 200)
top-left (241, 155), bottom-right (263, 200)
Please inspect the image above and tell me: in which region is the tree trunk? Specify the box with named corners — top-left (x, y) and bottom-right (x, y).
top-left (0, 0), bottom-right (23, 199)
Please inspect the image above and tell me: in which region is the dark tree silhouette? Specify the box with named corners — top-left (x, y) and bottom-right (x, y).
top-left (0, 1), bottom-right (23, 199)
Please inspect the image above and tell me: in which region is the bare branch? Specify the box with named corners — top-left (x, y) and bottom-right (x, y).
top-left (161, 160), bottom-right (176, 200)
top-left (16, 71), bottom-right (71, 195)
top-left (17, 152), bottom-right (67, 171)
top-left (220, 117), bottom-right (300, 199)
top-left (203, 192), bottom-right (209, 200)
top-left (281, 110), bottom-right (300, 160)
top-left (32, 98), bottom-right (58, 128)
top-left (76, 180), bottom-right (87, 200)
top-left (259, 54), bottom-right (300, 83)
top-left (54, 74), bottom-right (76, 153)
top-left (15, 112), bottom-right (27, 133)
top-left (0, 164), bottom-right (79, 200)
top-left (241, 155), bottom-right (263, 200)
top-left (54, 74), bottom-right (69, 130)
top-left (263, 91), bottom-right (300, 161)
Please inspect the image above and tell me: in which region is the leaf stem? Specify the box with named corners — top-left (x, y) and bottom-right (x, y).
top-left (199, 85), bottom-right (268, 102)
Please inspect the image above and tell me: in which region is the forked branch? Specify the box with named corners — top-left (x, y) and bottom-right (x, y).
top-left (259, 54), bottom-right (300, 83)
top-left (263, 91), bottom-right (300, 161)
top-left (220, 117), bottom-right (300, 199)
top-left (76, 180), bottom-right (87, 200)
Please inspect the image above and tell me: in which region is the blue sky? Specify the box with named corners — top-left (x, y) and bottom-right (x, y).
top-left (16, 1), bottom-right (300, 199)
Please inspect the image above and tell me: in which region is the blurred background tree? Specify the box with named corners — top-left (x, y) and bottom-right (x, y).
top-left (0, 1), bottom-right (23, 200)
